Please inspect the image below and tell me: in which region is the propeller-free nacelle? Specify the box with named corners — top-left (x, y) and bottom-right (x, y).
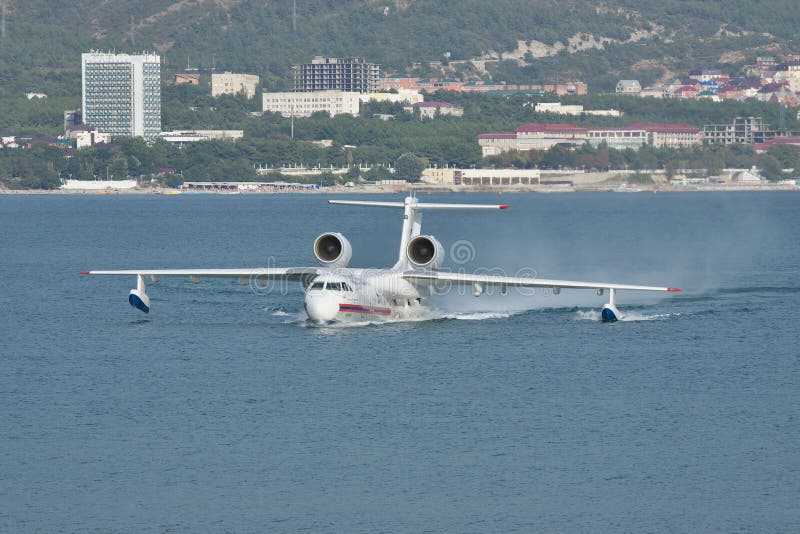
top-left (406, 235), bottom-right (444, 270)
top-left (313, 232), bottom-right (352, 268)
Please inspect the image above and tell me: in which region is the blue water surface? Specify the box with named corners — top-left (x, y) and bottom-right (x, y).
top-left (1, 192), bottom-right (798, 532)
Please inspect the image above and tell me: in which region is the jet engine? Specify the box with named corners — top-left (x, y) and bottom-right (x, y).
top-left (313, 232), bottom-right (352, 268)
top-left (406, 235), bottom-right (444, 270)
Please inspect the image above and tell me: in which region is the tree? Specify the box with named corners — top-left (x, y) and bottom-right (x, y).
top-left (395, 153), bottom-right (425, 182)
top-left (757, 154), bottom-right (784, 181)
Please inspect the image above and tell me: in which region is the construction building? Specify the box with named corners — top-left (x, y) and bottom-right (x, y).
top-left (704, 117), bottom-right (773, 144)
top-left (293, 57), bottom-right (380, 93)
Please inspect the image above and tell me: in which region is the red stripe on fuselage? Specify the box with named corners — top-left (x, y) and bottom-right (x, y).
top-left (338, 304), bottom-right (392, 316)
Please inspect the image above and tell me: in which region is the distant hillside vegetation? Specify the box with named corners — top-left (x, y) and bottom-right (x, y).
top-left (1, 0), bottom-right (799, 95)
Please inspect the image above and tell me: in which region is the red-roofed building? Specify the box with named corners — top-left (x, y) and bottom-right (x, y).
top-left (754, 136), bottom-right (800, 153)
top-left (718, 84), bottom-right (743, 100)
top-left (378, 75), bottom-right (420, 91)
top-left (477, 121), bottom-right (702, 156)
top-left (675, 85), bottom-right (699, 99)
top-left (514, 123), bottom-right (588, 150)
top-left (755, 135), bottom-right (800, 153)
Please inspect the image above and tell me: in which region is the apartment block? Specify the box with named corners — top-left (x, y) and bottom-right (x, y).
top-left (81, 51), bottom-right (161, 138)
top-left (211, 72), bottom-right (260, 98)
top-left (262, 90), bottom-right (360, 117)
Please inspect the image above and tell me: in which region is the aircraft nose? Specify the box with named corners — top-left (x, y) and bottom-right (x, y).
top-left (304, 293), bottom-right (339, 322)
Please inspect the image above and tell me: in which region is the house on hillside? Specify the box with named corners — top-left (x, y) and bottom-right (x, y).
top-left (615, 80), bottom-right (641, 94)
top-left (174, 73), bottom-right (200, 85)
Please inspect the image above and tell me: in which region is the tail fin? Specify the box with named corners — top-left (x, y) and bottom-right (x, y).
top-left (329, 196), bottom-right (508, 269)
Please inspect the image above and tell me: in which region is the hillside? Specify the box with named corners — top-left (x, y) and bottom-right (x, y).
top-left (1, 0), bottom-right (799, 97)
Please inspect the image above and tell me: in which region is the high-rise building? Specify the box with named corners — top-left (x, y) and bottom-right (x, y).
top-left (81, 52), bottom-right (161, 138)
top-left (292, 57), bottom-right (380, 93)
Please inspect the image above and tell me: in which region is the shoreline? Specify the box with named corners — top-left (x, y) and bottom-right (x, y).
top-left (2, 183), bottom-right (799, 195)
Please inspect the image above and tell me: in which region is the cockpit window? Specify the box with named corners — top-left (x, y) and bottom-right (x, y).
top-left (310, 281), bottom-right (351, 291)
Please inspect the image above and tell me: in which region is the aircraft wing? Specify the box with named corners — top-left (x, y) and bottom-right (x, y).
top-left (82, 267), bottom-right (323, 313)
top-left (82, 267), bottom-right (321, 280)
top-left (403, 271), bottom-right (681, 293)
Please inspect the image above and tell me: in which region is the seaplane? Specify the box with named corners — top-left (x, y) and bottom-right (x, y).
top-left (81, 196), bottom-right (681, 323)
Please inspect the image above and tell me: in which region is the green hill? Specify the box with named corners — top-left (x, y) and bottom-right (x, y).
top-left (1, 0), bottom-right (799, 97)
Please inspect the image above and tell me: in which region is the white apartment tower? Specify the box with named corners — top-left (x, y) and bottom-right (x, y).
top-left (81, 52), bottom-right (161, 138)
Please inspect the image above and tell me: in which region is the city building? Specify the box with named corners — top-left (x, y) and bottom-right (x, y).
top-left (81, 51), bottom-right (161, 138)
top-left (211, 72), bottom-right (260, 98)
top-left (514, 123), bottom-right (589, 150)
top-left (476, 133), bottom-right (517, 156)
top-left (293, 57), bottom-right (380, 93)
top-left (731, 169), bottom-right (765, 183)
top-left (1, 131), bottom-right (18, 148)
top-left (478, 122), bottom-right (702, 156)
top-left (628, 123), bottom-right (702, 148)
top-left (378, 75), bottom-right (588, 95)
top-left (477, 124), bottom-right (589, 156)
top-left (363, 90), bottom-right (424, 105)
top-left (535, 102), bottom-right (584, 115)
top-left (533, 102), bottom-right (621, 117)
top-left (586, 127), bottom-right (647, 150)
top-left (174, 73), bottom-right (200, 85)
top-left (689, 69), bottom-right (730, 84)
top-left (638, 86), bottom-right (671, 99)
top-left (64, 109), bottom-right (82, 132)
top-left (422, 168), bottom-right (541, 186)
top-left (403, 101), bottom-right (463, 118)
top-left (160, 130), bottom-right (244, 146)
top-left (67, 128), bottom-right (112, 149)
top-left (772, 62), bottom-right (800, 92)
top-left (616, 80), bottom-right (642, 94)
top-left (675, 85), bottom-right (699, 99)
top-left (262, 90), bottom-right (360, 117)
top-left (25, 92), bottom-right (47, 99)
top-left (704, 117), bottom-right (773, 144)
top-left (755, 136), bottom-right (800, 153)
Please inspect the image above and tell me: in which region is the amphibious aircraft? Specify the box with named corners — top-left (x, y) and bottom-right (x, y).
top-left (82, 196), bottom-right (681, 323)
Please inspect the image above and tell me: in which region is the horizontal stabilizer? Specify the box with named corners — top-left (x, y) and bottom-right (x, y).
top-left (329, 199), bottom-right (508, 210)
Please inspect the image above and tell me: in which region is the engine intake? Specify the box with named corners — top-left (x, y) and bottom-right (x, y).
top-left (313, 232), bottom-right (352, 268)
top-left (407, 235), bottom-right (444, 270)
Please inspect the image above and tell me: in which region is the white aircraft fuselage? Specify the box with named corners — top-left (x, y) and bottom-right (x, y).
top-left (303, 269), bottom-right (424, 323)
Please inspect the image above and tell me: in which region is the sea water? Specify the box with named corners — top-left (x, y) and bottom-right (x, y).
top-left (1, 192), bottom-right (798, 531)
